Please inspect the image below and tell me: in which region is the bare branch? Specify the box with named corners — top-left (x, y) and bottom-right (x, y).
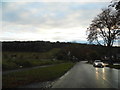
top-left (87, 7), bottom-right (119, 47)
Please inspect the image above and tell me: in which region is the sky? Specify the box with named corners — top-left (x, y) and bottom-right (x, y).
top-left (1, 0), bottom-right (112, 44)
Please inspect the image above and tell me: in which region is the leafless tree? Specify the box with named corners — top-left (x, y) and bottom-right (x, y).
top-left (87, 8), bottom-right (120, 47)
top-left (109, 0), bottom-right (120, 11)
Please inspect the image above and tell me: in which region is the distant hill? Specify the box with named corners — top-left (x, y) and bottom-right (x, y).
top-left (2, 41), bottom-right (120, 62)
top-left (2, 41), bottom-right (90, 52)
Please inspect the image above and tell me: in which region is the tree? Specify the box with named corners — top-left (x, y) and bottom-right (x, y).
top-left (109, 0), bottom-right (120, 25)
top-left (115, 0), bottom-right (120, 10)
top-left (87, 8), bottom-right (120, 46)
top-left (109, 0), bottom-right (120, 11)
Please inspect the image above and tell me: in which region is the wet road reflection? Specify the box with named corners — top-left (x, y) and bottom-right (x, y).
top-left (95, 68), bottom-right (99, 80)
top-left (95, 67), bottom-right (119, 88)
top-left (52, 61), bottom-right (119, 88)
top-left (102, 68), bottom-right (106, 80)
top-left (95, 68), bottom-right (106, 80)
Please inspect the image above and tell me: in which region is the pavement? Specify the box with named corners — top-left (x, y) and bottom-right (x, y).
top-left (52, 61), bottom-right (120, 88)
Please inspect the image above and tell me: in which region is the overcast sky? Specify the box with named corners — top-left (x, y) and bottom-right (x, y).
top-left (1, 0), bottom-right (111, 43)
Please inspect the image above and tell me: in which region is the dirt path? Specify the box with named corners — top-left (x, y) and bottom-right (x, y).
top-left (3, 64), bottom-right (57, 75)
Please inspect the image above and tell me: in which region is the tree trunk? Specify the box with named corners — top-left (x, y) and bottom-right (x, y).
top-left (107, 28), bottom-right (112, 47)
top-left (108, 46), bottom-right (113, 65)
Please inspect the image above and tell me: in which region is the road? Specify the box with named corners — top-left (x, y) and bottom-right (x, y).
top-left (52, 61), bottom-right (120, 88)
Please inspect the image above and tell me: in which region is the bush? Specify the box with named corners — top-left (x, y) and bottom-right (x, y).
top-left (2, 61), bottom-right (18, 70)
top-left (13, 60), bottom-right (32, 67)
top-left (109, 65), bottom-right (120, 69)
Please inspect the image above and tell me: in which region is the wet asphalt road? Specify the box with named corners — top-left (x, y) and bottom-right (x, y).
top-left (52, 61), bottom-right (120, 88)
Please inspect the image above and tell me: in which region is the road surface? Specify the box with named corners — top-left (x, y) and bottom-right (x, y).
top-left (52, 61), bottom-right (120, 88)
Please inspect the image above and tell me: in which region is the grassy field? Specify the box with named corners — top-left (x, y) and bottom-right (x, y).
top-left (3, 48), bottom-right (61, 60)
top-left (3, 62), bottom-right (75, 88)
top-left (3, 59), bottom-right (64, 71)
top-left (2, 48), bottom-right (63, 70)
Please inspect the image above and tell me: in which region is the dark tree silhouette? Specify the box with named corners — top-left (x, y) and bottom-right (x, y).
top-left (109, 0), bottom-right (120, 25)
top-left (109, 0), bottom-right (120, 10)
top-left (115, 0), bottom-right (120, 10)
top-left (87, 8), bottom-right (120, 46)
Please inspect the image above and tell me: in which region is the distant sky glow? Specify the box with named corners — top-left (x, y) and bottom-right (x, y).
top-left (1, 0), bottom-right (111, 43)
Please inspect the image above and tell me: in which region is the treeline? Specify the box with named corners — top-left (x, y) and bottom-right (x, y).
top-left (57, 43), bottom-right (119, 61)
top-left (2, 41), bottom-right (69, 52)
top-left (2, 41), bottom-right (120, 62)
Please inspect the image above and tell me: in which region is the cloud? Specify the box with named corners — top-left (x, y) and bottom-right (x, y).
top-left (2, 0), bottom-right (110, 2)
top-left (2, 2), bottom-right (109, 27)
top-left (1, 1), bottom-right (110, 42)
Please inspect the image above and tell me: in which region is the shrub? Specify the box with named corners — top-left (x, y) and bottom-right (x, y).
top-left (2, 61), bottom-right (18, 70)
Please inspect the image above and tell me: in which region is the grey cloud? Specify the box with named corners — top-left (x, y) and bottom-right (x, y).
top-left (1, 2), bottom-right (110, 42)
top-left (2, 2), bottom-right (108, 29)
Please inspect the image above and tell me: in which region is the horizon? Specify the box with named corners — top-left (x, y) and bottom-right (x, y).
top-left (1, 40), bottom-right (120, 48)
top-left (0, 39), bottom-right (88, 44)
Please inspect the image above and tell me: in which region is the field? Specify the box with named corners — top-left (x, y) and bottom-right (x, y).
top-left (3, 62), bottom-right (75, 88)
top-left (2, 48), bottom-right (63, 70)
top-left (3, 59), bottom-right (64, 71)
top-left (2, 48), bottom-right (76, 88)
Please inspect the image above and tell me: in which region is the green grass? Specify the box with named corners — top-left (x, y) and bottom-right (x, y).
top-left (2, 48), bottom-right (62, 70)
top-left (108, 65), bottom-right (120, 69)
top-left (2, 59), bottom-right (64, 71)
top-left (3, 62), bottom-right (75, 88)
top-left (3, 48), bottom-right (61, 60)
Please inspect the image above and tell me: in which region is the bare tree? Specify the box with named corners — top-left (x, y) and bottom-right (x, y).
top-left (109, 0), bottom-right (120, 27)
top-left (87, 8), bottom-right (120, 47)
top-left (109, 0), bottom-right (120, 11)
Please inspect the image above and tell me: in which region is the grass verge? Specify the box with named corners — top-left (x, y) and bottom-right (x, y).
top-left (108, 65), bottom-right (120, 69)
top-left (3, 62), bottom-right (75, 88)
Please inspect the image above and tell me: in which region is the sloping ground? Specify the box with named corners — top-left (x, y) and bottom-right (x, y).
top-left (2, 48), bottom-right (62, 70)
top-left (3, 62), bottom-right (75, 88)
